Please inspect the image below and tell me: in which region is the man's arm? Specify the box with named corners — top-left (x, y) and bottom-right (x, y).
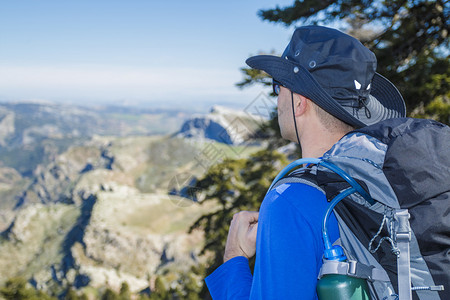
top-left (206, 183), bottom-right (339, 300)
top-left (205, 211), bottom-right (259, 300)
top-left (250, 183), bottom-right (328, 299)
top-left (224, 211), bottom-right (259, 262)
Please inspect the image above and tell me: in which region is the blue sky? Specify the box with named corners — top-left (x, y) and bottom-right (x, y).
top-left (0, 0), bottom-right (297, 111)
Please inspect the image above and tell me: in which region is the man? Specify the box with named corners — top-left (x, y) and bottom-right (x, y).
top-left (205, 25), bottom-right (406, 299)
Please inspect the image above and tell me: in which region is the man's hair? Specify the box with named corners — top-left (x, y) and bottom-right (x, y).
top-left (312, 102), bottom-right (356, 134)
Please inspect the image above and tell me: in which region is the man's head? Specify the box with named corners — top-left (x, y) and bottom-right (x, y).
top-left (246, 26), bottom-right (406, 129)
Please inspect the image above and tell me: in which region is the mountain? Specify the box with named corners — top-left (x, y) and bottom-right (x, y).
top-left (0, 134), bottom-right (215, 294)
top-left (0, 102), bottom-right (189, 177)
top-left (0, 102), bottom-right (265, 296)
top-left (0, 182), bottom-right (214, 294)
top-left (177, 105), bottom-right (264, 145)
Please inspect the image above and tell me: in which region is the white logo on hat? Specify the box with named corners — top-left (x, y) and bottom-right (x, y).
top-left (354, 80), bottom-right (362, 90)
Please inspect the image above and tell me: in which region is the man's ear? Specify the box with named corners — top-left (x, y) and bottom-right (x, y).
top-left (294, 94), bottom-right (309, 117)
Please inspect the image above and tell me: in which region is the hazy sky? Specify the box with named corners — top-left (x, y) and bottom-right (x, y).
top-left (0, 0), bottom-right (297, 110)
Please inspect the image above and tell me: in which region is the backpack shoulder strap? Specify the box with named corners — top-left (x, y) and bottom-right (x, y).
top-left (270, 167), bottom-right (326, 194)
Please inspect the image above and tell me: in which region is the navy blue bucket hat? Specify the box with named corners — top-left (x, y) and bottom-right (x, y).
top-left (246, 26), bottom-right (406, 128)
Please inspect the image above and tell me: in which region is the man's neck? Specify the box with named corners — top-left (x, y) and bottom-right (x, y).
top-left (298, 123), bottom-right (345, 158)
top-left (289, 96), bottom-right (348, 158)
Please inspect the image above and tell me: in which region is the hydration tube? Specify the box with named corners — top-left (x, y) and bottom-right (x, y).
top-left (322, 187), bottom-right (357, 259)
top-left (267, 158), bottom-right (374, 260)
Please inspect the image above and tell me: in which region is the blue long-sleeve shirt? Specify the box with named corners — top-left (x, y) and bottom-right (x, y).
top-left (205, 182), bottom-right (340, 299)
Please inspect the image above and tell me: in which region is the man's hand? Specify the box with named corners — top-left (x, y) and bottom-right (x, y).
top-left (223, 211), bottom-right (259, 263)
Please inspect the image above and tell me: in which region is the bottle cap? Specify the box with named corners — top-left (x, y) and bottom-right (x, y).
top-left (324, 245), bottom-right (347, 261)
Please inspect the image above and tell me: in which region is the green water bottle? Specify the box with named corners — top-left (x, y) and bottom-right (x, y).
top-left (317, 273), bottom-right (371, 300)
top-left (317, 245), bottom-right (371, 300)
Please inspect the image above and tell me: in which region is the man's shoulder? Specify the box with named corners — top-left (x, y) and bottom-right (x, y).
top-left (270, 166), bottom-right (325, 195)
top-left (267, 179), bottom-right (325, 199)
top-left (262, 180), bottom-right (328, 218)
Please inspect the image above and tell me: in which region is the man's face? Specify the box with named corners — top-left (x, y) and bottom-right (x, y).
top-left (277, 86), bottom-right (295, 142)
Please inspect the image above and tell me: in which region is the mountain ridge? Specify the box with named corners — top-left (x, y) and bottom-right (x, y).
top-left (177, 105), bottom-right (264, 145)
top-left (0, 102), bottom-right (265, 295)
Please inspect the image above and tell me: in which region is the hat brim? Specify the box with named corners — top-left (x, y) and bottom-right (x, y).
top-left (246, 55), bottom-right (405, 128)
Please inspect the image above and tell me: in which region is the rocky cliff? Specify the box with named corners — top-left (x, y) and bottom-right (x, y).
top-left (0, 102), bottom-right (187, 177)
top-left (0, 103), bottom-right (264, 295)
top-left (177, 105), bottom-right (262, 145)
top-left (0, 134), bottom-right (215, 294)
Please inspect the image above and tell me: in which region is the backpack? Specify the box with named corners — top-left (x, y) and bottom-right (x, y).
top-left (270, 118), bottom-right (450, 299)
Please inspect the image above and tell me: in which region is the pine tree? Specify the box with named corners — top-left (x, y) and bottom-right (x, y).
top-left (0, 277), bottom-right (56, 300)
top-left (101, 288), bottom-right (120, 300)
top-left (119, 282), bottom-right (131, 300)
top-left (238, 0), bottom-right (449, 124)
top-left (65, 287), bottom-right (79, 300)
